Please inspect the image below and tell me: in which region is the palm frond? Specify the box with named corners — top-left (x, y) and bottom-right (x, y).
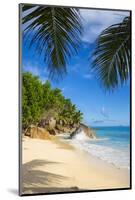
top-left (91, 16), bottom-right (131, 90)
top-left (22, 4), bottom-right (36, 12)
top-left (22, 5), bottom-right (82, 80)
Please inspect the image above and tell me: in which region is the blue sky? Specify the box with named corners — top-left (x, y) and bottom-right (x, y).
top-left (22, 7), bottom-right (130, 126)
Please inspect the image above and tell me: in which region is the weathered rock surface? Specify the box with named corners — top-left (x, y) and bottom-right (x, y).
top-left (38, 117), bottom-right (78, 135)
top-left (70, 123), bottom-right (96, 139)
top-left (55, 124), bottom-right (76, 134)
top-left (38, 117), bottom-right (57, 136)
top-left (25, 125), bottom-right (52, 140)
top-left (48, 117), bottom-right (56, 129)
top-left (38, 117), bottom-right (56, 129)
top-left (38, 119), bottom-right (46, 128)
top-left (80, 123), bottom-right (96, 138)
top-left (25, 118), bottom-right (96, 141)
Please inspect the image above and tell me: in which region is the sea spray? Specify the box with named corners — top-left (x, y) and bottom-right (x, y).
top-left (61, 126), bottom-right (130, 169)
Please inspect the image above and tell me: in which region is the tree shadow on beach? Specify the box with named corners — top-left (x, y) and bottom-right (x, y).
top-left (21, 159), bottom-right (79, 194)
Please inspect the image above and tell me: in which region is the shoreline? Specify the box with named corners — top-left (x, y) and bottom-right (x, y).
top-left (21, 136), bottom-right (130, 194)
top-left (58, 134), bottom-right (130, 170)
top-left (56, 135), bottom-right (130, 170)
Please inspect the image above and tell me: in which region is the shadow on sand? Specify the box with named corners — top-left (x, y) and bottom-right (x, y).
top-left (21, 159), bottom-right (80, 194)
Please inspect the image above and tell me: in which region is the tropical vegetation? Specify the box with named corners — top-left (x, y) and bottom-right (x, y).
top-left (22, 72), bottom-right (83, 129)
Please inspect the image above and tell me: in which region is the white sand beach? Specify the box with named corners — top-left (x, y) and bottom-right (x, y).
top-left (21, 136), bottom-right (130, 194)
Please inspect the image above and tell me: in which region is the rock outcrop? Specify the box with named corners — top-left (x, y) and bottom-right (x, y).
top-left (25, 119), bottom-right (96, 141)
top-left (80, 123), bottom-right (96, 138)
top-left (70, 123), bottom-right (96, 139)
top-left (38, 117), bottom-right (56, 129)
top-left (38, 117), bottom-right (78, 135)
top-left (55, 124), bottom-right (76, 134)
top-left (25, 125), bottom-right (52, 140)
top-left (38, 117), bottom-right (57, 135)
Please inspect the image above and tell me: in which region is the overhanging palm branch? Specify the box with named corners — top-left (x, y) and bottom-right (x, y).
top-left (22, 4), bottom-right (82, 79)
top-left (92, 16), bottom-right (131, 90)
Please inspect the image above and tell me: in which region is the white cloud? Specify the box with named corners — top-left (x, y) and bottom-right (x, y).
top-left (80, 9), bottom-right (130, 43)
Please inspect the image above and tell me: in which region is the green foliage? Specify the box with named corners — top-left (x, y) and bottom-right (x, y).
top-left (22, 5), bottom-right (82, 79)
top-left (22, 72), bottom-right (83, 129)
top-left (92, 16), bottom-right (131, 90)
top-left (22, 73), bottom-right (43, 128)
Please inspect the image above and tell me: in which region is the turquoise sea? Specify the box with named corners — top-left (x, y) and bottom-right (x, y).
top-left (68, 126), bottom-right (130, 169)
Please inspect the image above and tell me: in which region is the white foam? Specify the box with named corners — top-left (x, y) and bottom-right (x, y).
top-left (72, 130), bottom-right (89, 141)
top-left (71, 129), bottom-right (109, 141)
top-left (70, 139), bottom-right (130, 169)
top-left (67, 129), bottom-right (130, 169)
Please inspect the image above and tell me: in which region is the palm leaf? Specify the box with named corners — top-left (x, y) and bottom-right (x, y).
top-left (22, 5), bottom-right (82, 80)
top-left (91, 16), bottom-right (131, 90)
top-left (22, 4), bottom-right (36, 12)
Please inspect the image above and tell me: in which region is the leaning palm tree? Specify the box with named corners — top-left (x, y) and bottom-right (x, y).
top-left (22, 4), bottom-right (82, 79)
top-left (92, 16), bottom-right (131, 90)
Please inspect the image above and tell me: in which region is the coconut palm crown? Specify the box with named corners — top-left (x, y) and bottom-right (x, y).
top-left (22, 4), bottom-right (82, 80)
top-left (92, 16), bottom-right (131, 90)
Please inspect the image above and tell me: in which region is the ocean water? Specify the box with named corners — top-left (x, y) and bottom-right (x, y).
top-left (63, 126), bottom-right (130, 169)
